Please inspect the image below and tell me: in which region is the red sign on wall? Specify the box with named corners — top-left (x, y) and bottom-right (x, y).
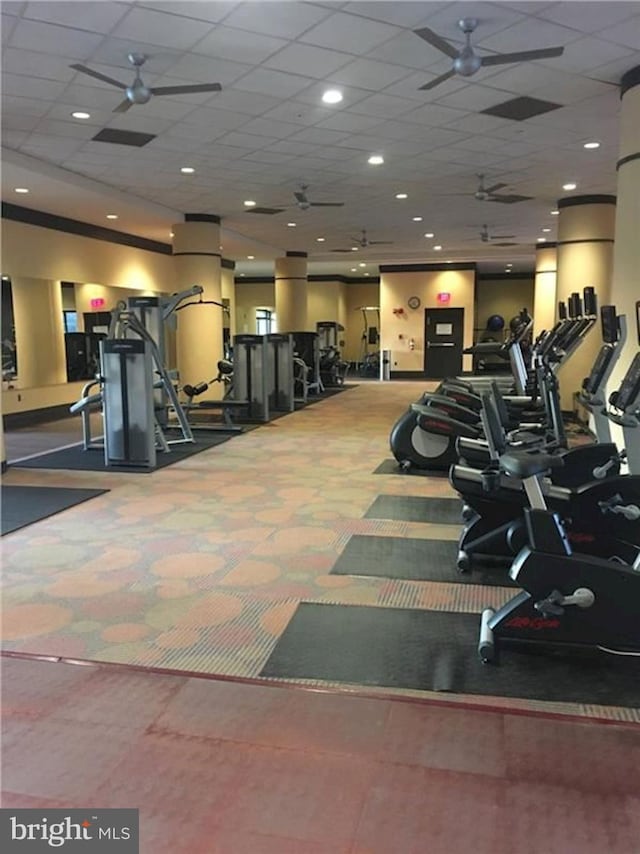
top-left (90, 298), bottom-right (105, 309)
top-left (437, 292), bottom-right (451, 304)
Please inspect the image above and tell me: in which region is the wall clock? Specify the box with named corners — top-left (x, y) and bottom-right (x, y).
top-left (407, 296), bottom-right (421, 309)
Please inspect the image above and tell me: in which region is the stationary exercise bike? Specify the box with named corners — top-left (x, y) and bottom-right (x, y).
top-left (478, 447), bottom-right (640, 663)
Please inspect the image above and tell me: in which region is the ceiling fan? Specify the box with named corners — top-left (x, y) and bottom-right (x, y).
top-left (245, 184), bottom-right (345, 215)
top-left (479, 224), bottom-right (517, 244)
top-left (414, 17), bottom-right (564, 91)
top-left (70, 52), bottom-right (222, 113)
top-left (472, 174), bottom-right (533, 204)
top-left (331, 230), bottom-right (394, 252)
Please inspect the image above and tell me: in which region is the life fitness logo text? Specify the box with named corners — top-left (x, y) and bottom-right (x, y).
top-left (505, 616), bottom-right (561, 630)
top-left (1, 809), bottom-right (139, 852)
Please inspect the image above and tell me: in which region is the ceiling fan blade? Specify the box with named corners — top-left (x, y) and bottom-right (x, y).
top-left (369, 240), bottom-right (394, 245)
top-left (488, 194), bottom-right (533, 204)
top-left (413, 26), bottom-right (459, 59)
top-left (484, 182), bottom-right (508, 194)
top-left (331, 249), bottom-right (354, 253)
top-left (150, 83), bottom-right (222, 96)
top-left (113, 98), bottom-right (134, 113)
top-left (309, 202), bottom-right (345, 207)
top-left (418, 69), bottom-right (457, 91)
top-left (70, 63), bottom-right (127, 89)
top-left (293, 191), bottom-right (307, 203)
top-left (492, 234), bottom-right (516, 239)
top-left (480, 46), bottom-right (564, 67)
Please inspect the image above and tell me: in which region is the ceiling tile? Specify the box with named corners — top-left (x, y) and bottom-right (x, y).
top-left (192, 25), bottom-right (288, 64)
top-left (160, 53), bottom-right (252, 86)
top-left (2, 93), bottom-right (57, 117)
top-left (111, 6), bottom-right (216, 51)
top-left (138, 1), bottom-right (239, 25)
top-left (401, 103), bottom-right (469, 128)
top-left (214, 130), bottom-right (280, 151)
top-left (597, 18), bottom-right (640, 51)
top-left (289, 126), bottom-right (352, 146)
top-left (1, 47), bottom-right (77, 81)
top-left (259, 100), bottom-right (333, 126)
top-left (207, 89), bottom-right (283, 116)
top-left (434, 85), bottom-right (517, 112)
top-left (542, 34), bottom-right (638, 73)
top-left (264, 42), bottom-right (353, 78)
top-left (314, 111), bottom-right (383, 133)
top-left (7, 17), bottom-right (104, 57)
top-left (1, 72), bottom-right (68, 101)
top-left (23, 1), bottom-right (129, 32)
top-left (367, 29), bottom-right (453, 70)
top-left (349, 92), bottom-right (417, 118)
top-left (328, 57), bottom-right (413, 91)
top-left (541, 2), bottom-right (638, 33)
top-left (299, 10), bottom-right (401, 53)
top-left (237, 117), bottom-right (304, 140)
top-left (478, 17), bottom-right (583, 54)
top-left (420, 3), bottom-right (527, 42)
top-left (265, 140), bottom-right (322, 156)
top-left (222, 1), bottom-right (333, 38)
top-left (233, 68), bottom-right (314, 99)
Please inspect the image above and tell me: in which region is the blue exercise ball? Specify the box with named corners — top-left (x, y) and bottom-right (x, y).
top-left (486, 314), bottom-right (505, 332)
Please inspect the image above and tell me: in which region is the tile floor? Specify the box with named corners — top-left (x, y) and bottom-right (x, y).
top-left (2, 656), bottom-right (639, 854)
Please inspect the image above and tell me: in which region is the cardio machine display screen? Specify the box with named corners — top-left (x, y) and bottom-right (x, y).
top-left (600, 305), bottom-right (618, 344)
top-left (584, 346), bottom-right (613, 395)
top-left (616, 352), bottom-right (640, 411)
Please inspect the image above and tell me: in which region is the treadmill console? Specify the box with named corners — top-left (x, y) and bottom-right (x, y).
top-left (584, 346), bottom-right (613, 395)
top-left (601, 305), bottom-right (619, 344)
top-left (616, 353), bottom-right (640, 412)
top-left (568, 293), bottom-right (581, 319)
top-left (558, 301), bottom-right (567, 320)
top-left (583, 286), bottom-right (597, 317)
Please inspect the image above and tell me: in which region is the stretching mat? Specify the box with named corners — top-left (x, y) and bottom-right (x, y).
top-left (365, 495), bottom-right (464, 525)
top-left (373, 459), bottom-right (448, 478)
top-left (330, 535), bottom-right (517, 588)
top-left (2, 485), bottom-right (108, 535)
top-left (11, 432), bottom-right (232, 473)
top-left (261, 602), bottom-right (640, 708)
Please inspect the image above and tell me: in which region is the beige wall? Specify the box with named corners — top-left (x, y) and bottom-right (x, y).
top-left (533, 246), bottom-right (558, 339)
top-left (233, 280), bottom-right (275, 334)
top-left (475, 276), bottom-right (535, 342)
top-left (307, 279), bottom-right (347, 344)
top-left (380, 268), bottom-right (475, 372)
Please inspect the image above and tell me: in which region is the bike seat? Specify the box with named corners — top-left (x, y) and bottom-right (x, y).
top-left (500, 450), bottom-right (564, 479)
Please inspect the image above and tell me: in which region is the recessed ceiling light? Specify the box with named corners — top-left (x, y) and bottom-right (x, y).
top-left (364, 272), bottom-right (370, 276)
top-left (542, 228), bottom-right (551, 233)
top-left (350, 267), bottom-right (357, 272)
top-left (412, 216), bottom-right (423, 222)
top-left (395, 193), bottom-right (408, 199)
top-left (446, 260), bottom-right (452, 264)
top-left (322, 89), bottom-right (343, 105)
top-left (583, 141), bottom-right (600, 149)
top-left (359, 262), bottom-right (366, 267)
top-left (537, 237), bottom-right (546, 243)
top-left (287, 222), bottom-right (297, 227)
top-left (368, 154), bottom-right (384, 165)
top-left (170, 231), bottom-right (174, 237)
top-left (71, 111), bottom-right (90, 119)
top-left (316, 237), bottom-right (325, 242)
top-left (506, 262), bottom-right (513, 267)
top-left (433, 245), bottom-right (442, 251)
top-left (351, 246), bottom-right (358, 251)
top-left (505, 268), bottom-right (511, 272)
top-left (180, 166), bottom-right (195, 174)
top-left (240, 273), bottom-right (245, 277)
top-left (247, 255), bottom-right (254, 259)
top-left (562, 182), bottom-right (577, 191)
top-left (244, 200), bottom-right (256, 207)
top-left (106, 214), bottom-right (118, 220)
top-left (14, 187), bottom-right (29, 193)
top-left (424, 232), bottom-right (434, 238)
top-left (550, 209), bottom-right (559, 216)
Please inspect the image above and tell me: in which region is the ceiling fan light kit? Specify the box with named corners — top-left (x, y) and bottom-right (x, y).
top-left (414, 18), bottom-right (564, 91)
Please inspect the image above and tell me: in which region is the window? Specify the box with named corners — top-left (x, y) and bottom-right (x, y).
top-left (63, 311), bottom-right (78, 333)
top-left (256, 308), bottom-right (276, 335)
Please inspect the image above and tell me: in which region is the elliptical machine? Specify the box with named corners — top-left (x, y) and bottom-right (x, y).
top-left (478, 447), bottom-right (640, 664)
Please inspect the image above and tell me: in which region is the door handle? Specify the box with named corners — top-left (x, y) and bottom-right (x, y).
top-left (427, 342), bottom-right (455, 348)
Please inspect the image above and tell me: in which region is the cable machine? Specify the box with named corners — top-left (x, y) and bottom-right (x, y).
top-left (357, 305), bottom-right (380, 375)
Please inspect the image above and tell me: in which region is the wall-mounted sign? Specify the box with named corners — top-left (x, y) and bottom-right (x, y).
top-left (90, 297), bottom-right (105, 309)
top-left (436, 292), bottom-right (451, 304)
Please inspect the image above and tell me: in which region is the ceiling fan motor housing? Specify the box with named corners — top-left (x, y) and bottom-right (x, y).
top-left (126, 84), bottom-right (152, 104)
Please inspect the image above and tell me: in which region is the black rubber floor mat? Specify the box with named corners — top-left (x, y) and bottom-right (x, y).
top-left (373, 459), bottom-right (448, 478)
top-left (261, 603), bottom-right (640, 708)
top-left (11, 432), bottom-right (232, 473)
top-left (330, 535), bottom-right (517, 587)
top-left (2, 485), bottom-right (108, 535)
top-left (365, 495), bottom-right (463, 525)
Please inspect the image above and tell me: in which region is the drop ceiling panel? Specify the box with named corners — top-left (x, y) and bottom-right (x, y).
top-left (233, 68), bottom-right (315, 99)
top-left (364, 30), bottom-right (452, 70)
top-left (329, 57), bottom-right (415, 90)
top-left (7, 18), bottom-right (104, 56)
top-left (545, 35), bottom-right (638, 73)
top-left (263, 43), bottom-right (354, 78)
top-left (299, 10), bottom-right (401, 53)
top-left (222, 2), bottom-right (333, 38)
top-left (23, 1), bottom-right (129, 31)
top-left (111, 6), bottom-right (216, 51)
top-left (542, 2), bottom-right (638, 33)
top-left (138, 2), bottom-right (240, 25)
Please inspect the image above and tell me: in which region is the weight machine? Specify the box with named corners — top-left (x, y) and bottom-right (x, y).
top-left (357, 306), bottom-right (380, 375)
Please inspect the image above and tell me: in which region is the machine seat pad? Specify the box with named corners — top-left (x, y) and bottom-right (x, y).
top-left (500, 450), bottom-right (564, 479)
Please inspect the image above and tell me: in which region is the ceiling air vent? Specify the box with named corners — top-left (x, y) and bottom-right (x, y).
top-left (91, 128), bottom-right (156, 147)
top-left (481, 96), bottom-right (562, 121)
top-left (245, 207), bottom-right (286, 215)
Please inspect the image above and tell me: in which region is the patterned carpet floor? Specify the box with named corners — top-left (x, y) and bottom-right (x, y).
top-left (3, 380), bottom-right (637, 723)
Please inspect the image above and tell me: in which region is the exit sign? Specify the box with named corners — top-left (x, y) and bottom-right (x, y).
top-left (437, 292), bottom-right (451, 304)
top-left (90, 297), bottom-right (105, 309)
